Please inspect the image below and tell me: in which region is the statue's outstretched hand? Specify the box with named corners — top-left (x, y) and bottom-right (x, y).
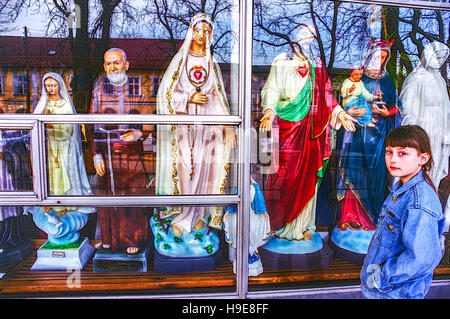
top-left (224, 126), bottom-right (237, 148)
top-left (372, 104), bottom-right (390, 117)
top-left (339, 111), bottom-right (357, 132)
top-left (259, 110), bottom-right (274, 132)
top-left (93, 154), bottom-right (105, 177)
top-left (120, 129), bottom-right (142, 142)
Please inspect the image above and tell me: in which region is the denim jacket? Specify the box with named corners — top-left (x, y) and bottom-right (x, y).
top-left (361, 171), bottom-right (445, 299)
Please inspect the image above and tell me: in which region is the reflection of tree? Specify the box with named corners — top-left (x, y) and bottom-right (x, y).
top-left (0, 0), bottom-right (137, 113)
top-left (386, 7), bottom-right (450, 88)
top-left (253, 0), bottom-right (449, 88)
top-left (140, 0), bottom-right (234, 62)
top-left (253, 0), bottom-right (369, 71)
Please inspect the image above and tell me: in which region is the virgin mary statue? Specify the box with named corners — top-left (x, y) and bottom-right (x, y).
top-left (152, 13), bottom-right (233, 260)
top-left (400, 41), bottom-right (450, 235)
top-left (28, 72), bottom-right (95, 245)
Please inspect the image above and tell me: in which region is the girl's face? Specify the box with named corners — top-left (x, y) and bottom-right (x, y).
top-left (385, 146), bottom-right (430, 184)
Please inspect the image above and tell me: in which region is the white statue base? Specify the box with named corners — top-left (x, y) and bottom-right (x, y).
top-left (31, 237), bottom-right (94, 271)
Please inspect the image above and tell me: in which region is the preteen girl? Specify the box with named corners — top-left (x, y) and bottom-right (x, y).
top-left (361, 125), bottom-right (445, 299)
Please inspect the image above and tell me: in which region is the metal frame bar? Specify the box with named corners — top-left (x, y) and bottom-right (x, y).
top-left (0, 194), bottom-right (240, 207)
top-left (0, 120), bottom-right (42, 202)
top-left (235, 0), bottom-right (253, 299)
top-left (0, 114), bottom-right (242, 125)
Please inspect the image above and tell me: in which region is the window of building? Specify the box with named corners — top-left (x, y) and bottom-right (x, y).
top-left (151, 76), bottom-right (162, 97)
top-left (102, 76), bottom-right (115, 95)
top-left (128, 76), bottom-right (141, 96)
top-left (13, 74), bottom-right (28, 96)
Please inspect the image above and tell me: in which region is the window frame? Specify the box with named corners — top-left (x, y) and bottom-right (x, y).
top-left (0, 0), bottom-right (448, 299)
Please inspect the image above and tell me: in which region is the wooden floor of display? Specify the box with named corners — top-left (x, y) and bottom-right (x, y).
top-left (1, 240), bottom-right (449, 296)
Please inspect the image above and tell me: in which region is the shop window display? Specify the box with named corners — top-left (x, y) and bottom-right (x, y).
top-left (0, 0), bottom-right (448, 299)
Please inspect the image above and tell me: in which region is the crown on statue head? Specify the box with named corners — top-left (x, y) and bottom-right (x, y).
top-left (190, 12), bottom-right (213, 29)
top-left (369, 38), bottom-right (395, 48)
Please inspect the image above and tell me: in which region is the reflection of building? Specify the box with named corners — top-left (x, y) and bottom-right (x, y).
top-left (0, 36), bottom-right (350, 117)
top-left (0, 36), bottom-right (182, 114)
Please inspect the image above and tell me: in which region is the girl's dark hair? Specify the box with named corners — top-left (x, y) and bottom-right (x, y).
top-left (384, 125), bottom-right (436, 191)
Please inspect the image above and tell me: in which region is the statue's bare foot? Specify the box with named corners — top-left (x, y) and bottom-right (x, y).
top-left (58, 209), bottom-right (68, 217)
top-left (171, 224), bottom-right (183, 237)
top-left (95, 242), bottom-right (111, 249)
top-left (193, 219), bottom-right (204, 231)
top-left (303, 230), bottom-right (312, 240)
top-left (43, 206), bottom-right (52, 213)
top-left (126, 247), bottom-right (139, 254)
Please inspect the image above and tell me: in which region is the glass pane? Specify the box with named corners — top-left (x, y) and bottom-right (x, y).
top-left (0, 129), bottom-right (33, 192)
top-left (251, 0), bottom-right (450, 292)
top-left (44, 123), bottom-right (238, 196)
top-left (0, 1), bottom-right (239, 116)
top-left (1, 205), bottom-right (236, 296)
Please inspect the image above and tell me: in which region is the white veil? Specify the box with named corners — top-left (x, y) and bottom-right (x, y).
top-left (34, 73), bottom-right (94, 212)
top-left (400, 41), bottom-right (450, 187)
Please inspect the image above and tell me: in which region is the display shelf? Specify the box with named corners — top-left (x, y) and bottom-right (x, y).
top-left (1, 240), bottom-right (449, 297)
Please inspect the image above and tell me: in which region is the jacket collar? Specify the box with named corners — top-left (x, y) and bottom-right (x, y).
top-left (388, 170), bottom-right (424, 197)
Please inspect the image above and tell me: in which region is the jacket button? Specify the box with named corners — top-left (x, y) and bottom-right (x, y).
top-left (388, 224), bottom-right (394, 230)
top-left (392, 196), bottom-right (397, 200)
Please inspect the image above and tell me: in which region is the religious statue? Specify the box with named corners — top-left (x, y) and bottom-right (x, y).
top-left (223, 178), bottom-right (271, 276)
top-left (152, 13), bottom-right (234, 272)
top-left (28, 72), bottom-right (95, 270)
top-left (257, 24), bottom-right (356, 270)
top-left (90, 48), bottom-right (151, 259)
top-left (331, 39), bottom-right (403, 264)
top-left (341, 64), bottom-right (377, 127)
top-left (400, 41), bottom-right (450, 240)
top-left (0, 128), bottom-right (33, 267)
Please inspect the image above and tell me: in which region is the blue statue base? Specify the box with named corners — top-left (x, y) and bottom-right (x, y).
top-left (0, 241), bottom-right (33, 268)
top-left (150, 213), bottom-right (220, 258)
top-left (259, 232), bottom-right (333, 270)
top-left (31, 237), bottom-right (94, 271)
top-left (93, 243), bottom-right (151, 272)
top-left (153, 249), bottom-right (222, 273)
top-left (330, 226), bottom-right (375, 265)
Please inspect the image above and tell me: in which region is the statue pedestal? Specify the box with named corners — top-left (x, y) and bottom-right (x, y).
top-left (259, 232), bottom-right (333, 270)
top-left (153, 249), bottom-right (222, 273)
top-left (330, 227), bottom-right (375, 266)
top-left (0, 241), bottom-right (33, 268)
top-left (150, 213), bottom-right (222, 273)
top-left (93, 243), bottom-right (151, 272)
top-left (31, 237), bottom-right (93, 271)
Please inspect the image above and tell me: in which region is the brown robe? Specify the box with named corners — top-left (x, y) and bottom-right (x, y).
top-left (89, 76), bottom-right (150, 251)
